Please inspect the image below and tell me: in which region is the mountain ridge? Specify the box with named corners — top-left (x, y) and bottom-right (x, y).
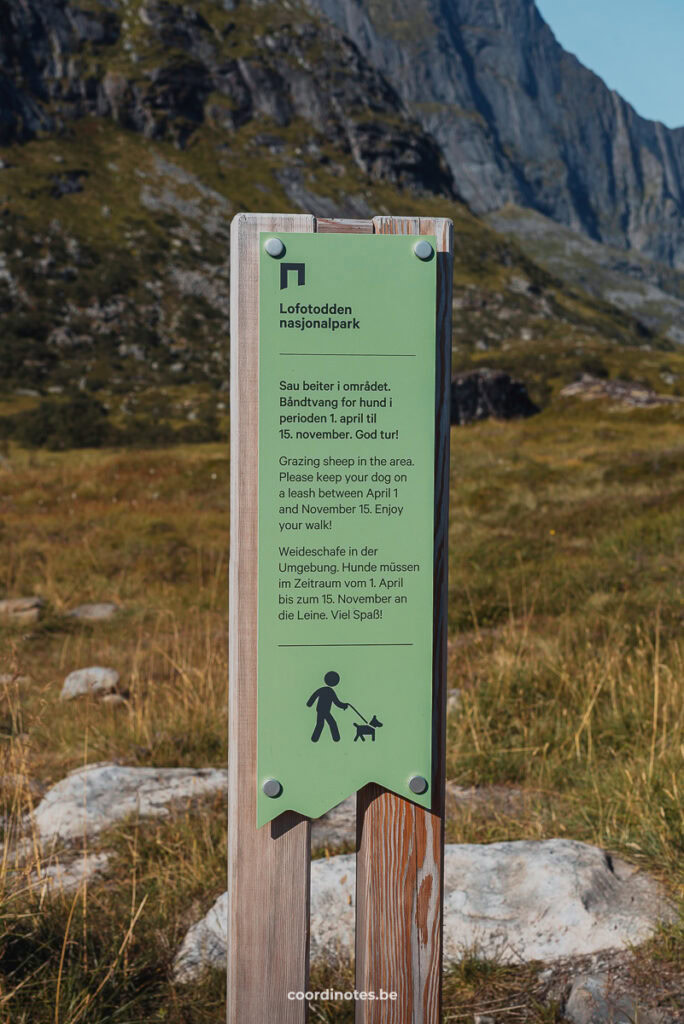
top-left (304, 0), bottom-right (684, 269)
top-left (0, 0), bottom-right (682, 448)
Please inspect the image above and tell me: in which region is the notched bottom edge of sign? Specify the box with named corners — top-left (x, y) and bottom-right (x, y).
top-left (256, 780), bottom-right (434, 829)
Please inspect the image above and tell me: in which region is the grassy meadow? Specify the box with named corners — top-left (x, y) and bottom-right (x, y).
top-left (0, 396), bottom-right (682, 1021)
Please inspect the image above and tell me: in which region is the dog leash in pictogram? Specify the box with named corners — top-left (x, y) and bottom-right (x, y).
top-left (345, 702), bottom-right (368, 723)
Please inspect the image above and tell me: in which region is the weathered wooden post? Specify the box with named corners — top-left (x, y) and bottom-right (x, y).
top-left (229, 214), bottom-right (452, 1023)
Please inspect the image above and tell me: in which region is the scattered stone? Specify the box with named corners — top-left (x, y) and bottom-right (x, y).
top-left (173, 840), bottom-right (674, 981)
top-left (539, 948), bottom-right (681, 1024)
top-left (32, 762), bottom-right (228, 841)
top-left (508, 274), bottom-right (535, 295)
top-left (101, 694), bottom-right (128, 708)
top-left (0, 772), bottom-right (46, 798)
top-left (28, 852), bottom-right (111, 895)
top-left (311, 795), bottom-right (355, 850)
top-left (174, 853), bottom-right (356, 982)
top-left (60, 666), bottom-right (120, 700)
top-left (0, 596), bottom-right (44, 625)
top-left (565, 973), bottom-right (656, 1024)
top-left (50, 170), bottom-right (87, 198)
top-left (451, 369), bottom-right (539, 425)
top-left (441, 841), bottom-right (674, 964)
top-left (2, 851), bottom-right (111, 896)
top-left (446, 781), bottom-right (525, 817)
top-left (67, 602), bottom-right (120, 622)
top-left (175, 890), bottom-right (228, 980)
top-left (309, 854), bottom-right (356, 963)
top-left (560, 375), bottom-right (682, 408)
top-left (0, 673), bottom-right (32, 687)
top-left (447, 688), bottom-right (462, 713)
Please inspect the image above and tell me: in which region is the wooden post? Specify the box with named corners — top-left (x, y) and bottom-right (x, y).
top-left (228, 214), bottom-right (452, 1023)
top-left (228, 212), bottom-right (314, 1024)
top-left (354, 217), bottom-right (452, 1024)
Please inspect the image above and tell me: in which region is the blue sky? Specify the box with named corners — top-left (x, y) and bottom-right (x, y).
top-left (536, 0), bottom-right (684, 128)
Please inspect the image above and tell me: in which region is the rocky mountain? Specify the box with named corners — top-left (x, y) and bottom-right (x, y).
top-left (0, 0), bottom-right (453, 423)
top-left (487, 205), bottom-right (684, 345)
top-left (0, 0), bottom-right (452, 195)
top-left (304, 0), bottom-right (684, 270)
top-left (0, 0), bottom-right (682, 447)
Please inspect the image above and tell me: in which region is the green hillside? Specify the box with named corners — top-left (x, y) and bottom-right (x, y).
top-left (0, 0), bottom-right (682, 449)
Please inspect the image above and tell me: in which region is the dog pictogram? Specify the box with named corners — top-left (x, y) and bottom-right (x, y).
top-left (353, 715), bottom-right (383, 742)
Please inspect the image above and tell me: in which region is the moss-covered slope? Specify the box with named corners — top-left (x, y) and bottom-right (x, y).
top-left (0, 0), bottom-right (681, 446)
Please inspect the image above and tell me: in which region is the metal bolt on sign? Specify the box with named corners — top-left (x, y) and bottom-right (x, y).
top-left (265, 236), bottom-right (285, 258)
top-left (413, 239), bottom-right (434, 260)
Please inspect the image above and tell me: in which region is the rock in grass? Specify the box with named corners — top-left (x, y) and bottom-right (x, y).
top-left (66, 602), bottom-right (120, 622)
top-left (560, 376), bottom-right (682, 409)
top-left (565, 973), bottom-right (657, 1024)
top-left (451, 369), bottom-right (539, 425)
top-left (175, 893), bottom-right (229, 982)
top-left (447, 687), bottom-right (462, 712)
top-left (3, 851), bottom-right (111, 897)
top-left (446, 780), bottom-right (525, 816)
top-left (32, 762), bottom-right (228, 841)
top-left (0, 673), bottom-right (32, 686)
top-left (28, 852), bottom-right (111, 895)
top-left (0, 772), bottom-right (46, 798)
top-left (60, 666), bottom-right (119, 700)
top-left (441, 841), bottom-right (674, 963)
top-left (173, 856), bottom-right (358, 984)
top-left (101, 693), bottom-right (128, 708)
top-left (173, 840), bottom-right (675, 982)
top-left (0, 596), bottom-right (44, 625)
top-left (311, 795), bottom-right (356, 850)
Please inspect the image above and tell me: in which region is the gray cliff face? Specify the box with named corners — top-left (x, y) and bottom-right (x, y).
top-left (305, 0), bottom-right (684, 268)
top-left (0, 0), bottom-right (454, 197)
top-left (0, 0), bottom-right (459, 400)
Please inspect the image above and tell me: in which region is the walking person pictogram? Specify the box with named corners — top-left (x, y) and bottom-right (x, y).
top-left (306, 670), bottom-right (348, 742)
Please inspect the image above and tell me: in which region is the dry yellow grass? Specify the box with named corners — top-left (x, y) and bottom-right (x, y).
top-left (0, 402), bottom-right (681, 1020)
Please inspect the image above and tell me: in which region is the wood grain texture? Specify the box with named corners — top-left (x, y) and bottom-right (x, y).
top-left (228, 213), bottom-right (451, 1024)
top-left (355, 216), bottom-right (453, 1024)
top-left (228, 212), bottom-right (314, 1024)
top-left (317, 218), bottom-right (374, 234)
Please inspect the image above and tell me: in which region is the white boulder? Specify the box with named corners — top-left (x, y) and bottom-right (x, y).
top-left (565, 973), bottom-right (656, 1024)
top-left (67, 602), bottom-right (120, 621)
top-left (173, 840), bottom-right (674, 981)
top-left (0, 674), bottom-right (31, 686)
top-left (441, 840), bottom-right (672, 963)
top-left (29, 853), bottom-right (111, 895)
top-left (60, 666), bottom-right (120, 700)
top-left (311, 795), bottom-right (356, 849)
top-left (0, 596), bottom-right (43, 624)
top-left (33, 762), bottom-right (228, 841)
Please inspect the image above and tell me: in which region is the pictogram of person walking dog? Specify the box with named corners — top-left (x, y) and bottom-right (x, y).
top-left (306, 671), bottom-right (383, 743)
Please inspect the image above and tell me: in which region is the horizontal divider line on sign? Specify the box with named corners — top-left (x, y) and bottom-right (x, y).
top-left (276, 642), bottom-right (414, 648)
top-left (279, 352), bottom-right (417, 357)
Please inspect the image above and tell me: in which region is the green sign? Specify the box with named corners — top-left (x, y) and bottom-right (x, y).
top-left (257, 232), bottom-right (437, 826)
